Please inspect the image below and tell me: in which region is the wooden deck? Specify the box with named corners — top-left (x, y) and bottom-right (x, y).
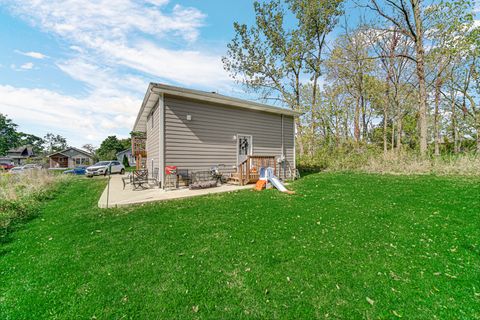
top-left (131, 134), bottom-right (147, 169)
top-left (229, 155), bottom-right (277, 186)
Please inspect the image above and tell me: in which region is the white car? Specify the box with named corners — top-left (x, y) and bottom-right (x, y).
top-left (9, 166), bottom-right (25, 174)
top-left (22, 164), bottom-right (43, 170)
top-left (85, 161), bottom-right (125, 177)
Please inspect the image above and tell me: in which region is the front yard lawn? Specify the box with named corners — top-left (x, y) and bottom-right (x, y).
top-left (1, 173), bottom-right (479, 319)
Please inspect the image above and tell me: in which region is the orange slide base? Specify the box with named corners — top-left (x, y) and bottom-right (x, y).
top-left (255, 180), bottom-right (266, 191)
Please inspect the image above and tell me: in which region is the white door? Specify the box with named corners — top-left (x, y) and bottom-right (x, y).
top-left (237, 135), bottom-right (252, 164)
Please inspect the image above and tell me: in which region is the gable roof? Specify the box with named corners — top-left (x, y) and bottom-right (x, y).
top-left (48, 147), bottom-right (94, 158)
top-left (133, 83), bottom-right (302, 132)
top-left (7, 145), bottom-right (34, 155)
top-left (116, 149), bottom-right (132, 157)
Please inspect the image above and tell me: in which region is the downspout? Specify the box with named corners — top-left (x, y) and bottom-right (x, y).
top-left (158, 94), bottom-right (165, 189)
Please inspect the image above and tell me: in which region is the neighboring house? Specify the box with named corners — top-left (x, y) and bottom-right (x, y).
top-left (5, 146), bottom-right (35, 165)
top-left (132, 83), bottom-right (301, 189)
top-left (48, 147), bottom-right (94, 168)
top-left (116, 149), bottom-right (136, 167)
top-left (0, 157), bottom-right (14, 165)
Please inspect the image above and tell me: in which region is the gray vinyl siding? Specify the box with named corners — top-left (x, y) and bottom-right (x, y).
top-left (164, 96), bottom-right (295, 179)
top-left (146, 102), bottom-right (160, 175)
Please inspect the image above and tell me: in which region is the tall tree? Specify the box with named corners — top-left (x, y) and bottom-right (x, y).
top-left (369, 27), bottom-right (415, 155)
top-left (426, 0), bottom-right (474, 156)
top-left (326, 27), bottom-right (374, 144)
top-left (82, 144), bottom-right (99, 162)
top-left (97, 136), bottom-right (125, 160)
top-left (43, 133), bottom-right (68, 154)
top-left (19, 133), bottom-right (45, 154)
top-left (0, 113), bottom-right (20, 155)
top-left (367, 0), bottom-right (429, 156)
top-left (223, 0), bottom-right (343, 156)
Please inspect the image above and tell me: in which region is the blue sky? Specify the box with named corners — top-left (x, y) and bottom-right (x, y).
top-left (0, 1), bottom-right (261, 147)
top-left (0, 0), bottom-right (478, 148)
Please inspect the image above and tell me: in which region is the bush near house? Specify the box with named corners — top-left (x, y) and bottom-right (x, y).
top-left (122, 154), bottom-right (130, 168)
top-left (298, 145), bottom-right (480, 176)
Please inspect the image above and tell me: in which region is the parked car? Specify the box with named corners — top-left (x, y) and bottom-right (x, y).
top-left (63, 165), bottom-right (87, 175)
top-left (9, 166), bottom-right (25, 174)
top-left (22, 164), bottom-right (43, 170)
top-left (85, 161), bottom-right (125, 177)
top-left (0, 162), bottom-right (14, 171)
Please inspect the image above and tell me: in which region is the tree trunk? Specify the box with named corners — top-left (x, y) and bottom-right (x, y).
top-left (465, 93), bottom-right (479, 153)
top-left (354, 96), bottom-right (361, 143)
top-left (361, 95), bottom-right (367, 141)
top-left (413, 1), bottom-right (428, 157)
top-left (295, 120), bottom-right (304, 156)
top-left (434, 75), bottom-right (442, 157)
top-left (476, 115), bottom-right (480, 154)
top-left (450, 91), bottom-right (458, 153)
top-left (383, 108), bottom-right (388, 156)
top-left (310, 80), bottom-right (318, 157)
top-left (344, 108), bottom-right (349, 142)
top-left (335, 110), bottom-right (340, 145)
top-left (396, 115), bottom-right (403, 152)
top-left (310, 104), bottom-right (316, 157)
top-left (391, 122), bottom-right (395, 151)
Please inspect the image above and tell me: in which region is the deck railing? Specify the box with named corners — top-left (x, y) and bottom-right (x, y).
top-left (131, 134), bottom-right (147, 169)
top-left (237, 155), bottom-right (277, 186)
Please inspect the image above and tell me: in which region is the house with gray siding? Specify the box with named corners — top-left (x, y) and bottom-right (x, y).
top-left (48, 147), bottom-right (94, 168)
top-left (4, 146), bottom-right (35, 165)
top-left (116, 149), bottom-right (136, 167)
top-left (132, 83), bottom-right (300, 188)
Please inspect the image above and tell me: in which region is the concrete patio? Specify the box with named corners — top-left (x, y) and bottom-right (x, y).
top-left (98, 174), bottom-right (252, 208)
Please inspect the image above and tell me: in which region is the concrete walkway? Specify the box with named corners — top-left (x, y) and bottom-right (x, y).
top-left (98, 174), bottom-right (252, 208)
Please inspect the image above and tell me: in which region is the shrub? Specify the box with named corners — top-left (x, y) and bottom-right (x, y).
top-left (0, 170), bottom-right (70, 235)
top-left (297, 143), bottom-right (380, 173)
top-left (297, 145), bottom-right (480, 176)
top-left (361, 151), bottom-right (480, 176)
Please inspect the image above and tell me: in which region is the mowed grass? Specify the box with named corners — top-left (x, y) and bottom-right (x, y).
top-left (1, 173), bottom-right (479, 319)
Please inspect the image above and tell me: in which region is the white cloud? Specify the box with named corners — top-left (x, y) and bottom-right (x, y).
top-left (10, 63), bottom-right (35, 71)
top-left (0, 1), bottom-right (234, 145)
top-left (4, 0), bottom-right (205, 43)
top-left (55, 58), bottom-right (148, 96)
top-left (20, 62), bottom-right (34, 70)
top-left (145, 0), bottom-right (170, 6)
top-left (1, 1), bottom-right (231, 88)
top-left (474, 3), bottom-right (480, 14)
top-left (0, 85), bottom-right (140, 146)
top-left (93, 40), bottom-right (230, 86)
top-left (15, 50), bottom-right (48, 59)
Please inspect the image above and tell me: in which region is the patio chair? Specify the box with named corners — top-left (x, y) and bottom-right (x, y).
top-left (132, 169), bottom-right (149, 190)
top-left (189, 170), bottom-right (219, 190)
top-left (177, 169), bottom-right (191, 186)
top-left (149, 168), bottom-right (160, 187)
top-left (122, 173), bottom-right (133, 190)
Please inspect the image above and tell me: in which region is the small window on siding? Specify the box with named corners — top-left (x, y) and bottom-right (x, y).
top-left (151, 111), bottom-right (154, 128)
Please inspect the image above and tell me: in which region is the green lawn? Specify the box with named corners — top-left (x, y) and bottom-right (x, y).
top-left (1, 173), bottom-right (479, 319)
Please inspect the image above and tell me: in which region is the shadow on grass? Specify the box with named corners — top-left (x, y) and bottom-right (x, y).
top-left (0, 210), bottom-right (42, 256)
top-left (298, 167), bottom-right (323, 178)
top-left (0, 180), bottom-right (71, 254)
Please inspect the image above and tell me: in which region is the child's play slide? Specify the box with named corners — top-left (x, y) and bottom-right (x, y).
top-left (260, 167), bottom-right (295, 194)
top-left (269, 176), bottom-right (288, 192)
